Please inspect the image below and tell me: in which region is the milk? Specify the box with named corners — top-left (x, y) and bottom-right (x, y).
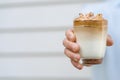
top-left (74, 26), bottom-right (107, 59)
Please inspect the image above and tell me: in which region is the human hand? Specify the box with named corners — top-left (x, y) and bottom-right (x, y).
top-left (63, 28), bottom-right (113, 70)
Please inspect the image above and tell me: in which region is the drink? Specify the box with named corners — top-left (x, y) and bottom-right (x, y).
top-left (74, 12), bottom-right (107, 65)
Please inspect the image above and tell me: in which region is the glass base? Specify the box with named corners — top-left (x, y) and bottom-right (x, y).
top-left (82, 59), bottom-right (103, 65)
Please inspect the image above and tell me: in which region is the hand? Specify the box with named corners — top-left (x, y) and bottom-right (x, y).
top-left (63, 28), bottom-right (113, 70)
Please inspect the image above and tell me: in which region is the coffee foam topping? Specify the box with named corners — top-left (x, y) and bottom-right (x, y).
top-left (75, 12), bottom-right (104, 21)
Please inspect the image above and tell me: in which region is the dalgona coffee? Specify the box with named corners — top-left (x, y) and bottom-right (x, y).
top-left (74, 12), bottom-right (107, 65)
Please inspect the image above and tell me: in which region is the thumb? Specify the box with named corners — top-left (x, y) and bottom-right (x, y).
top-left (107, 34), bottom-right (114, 46)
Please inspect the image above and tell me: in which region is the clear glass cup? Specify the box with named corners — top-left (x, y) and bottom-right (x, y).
top-left (74, 14), bottom-right (107, 65)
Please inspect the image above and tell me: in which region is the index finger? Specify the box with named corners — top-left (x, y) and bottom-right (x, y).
top-left (65, 28), bottom-right (76, 42)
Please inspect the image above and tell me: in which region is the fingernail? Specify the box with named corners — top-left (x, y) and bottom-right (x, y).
top-left (74, 58), bottom-right (78, 62)
top-left (74, 55), bottom-right (79, 62)
top-left (77, 65), bottom-right (82, 70)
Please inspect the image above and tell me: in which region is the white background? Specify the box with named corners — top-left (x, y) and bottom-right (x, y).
top-left (0, 0), bottom-right (104, 80)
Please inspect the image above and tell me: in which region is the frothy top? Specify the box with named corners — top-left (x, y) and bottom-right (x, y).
top-left (74, 12), bottom-right (105, 21)
top-left (74, 12), bottom-right (107, 27)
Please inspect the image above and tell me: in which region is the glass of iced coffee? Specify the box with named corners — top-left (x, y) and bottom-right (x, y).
top-left (74, 12), bottom-right (107, 65)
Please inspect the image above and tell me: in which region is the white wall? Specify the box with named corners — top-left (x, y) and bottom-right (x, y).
top-left (0, 0), bottom-right (104, 80)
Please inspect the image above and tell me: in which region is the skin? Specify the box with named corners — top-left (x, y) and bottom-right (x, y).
top-left (63, 28), bottom-right (114, 70)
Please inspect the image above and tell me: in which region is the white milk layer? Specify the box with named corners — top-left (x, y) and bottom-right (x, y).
top-left (74, 26), bottom-right (107, 59)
